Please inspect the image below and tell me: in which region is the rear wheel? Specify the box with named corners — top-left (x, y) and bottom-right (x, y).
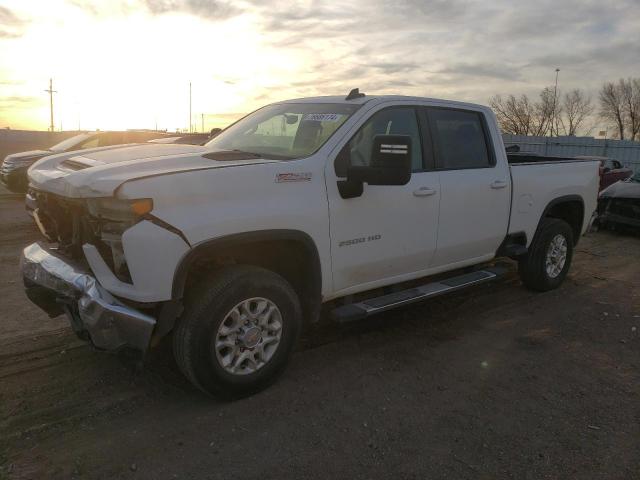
top-left (518, 218), bottom-right (574, 291)
top-left (173, 265), bottom-right (301, 399)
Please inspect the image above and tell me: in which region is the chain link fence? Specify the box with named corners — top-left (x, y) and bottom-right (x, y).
top-left (503, 134), bottom-right (640, 173)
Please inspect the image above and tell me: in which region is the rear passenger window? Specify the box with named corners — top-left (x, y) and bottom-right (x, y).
top-left (428, 108), bottom-right (493, 169)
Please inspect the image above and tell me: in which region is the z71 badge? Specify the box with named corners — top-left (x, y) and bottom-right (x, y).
top-left (339, 234), bottom-right (381, 247)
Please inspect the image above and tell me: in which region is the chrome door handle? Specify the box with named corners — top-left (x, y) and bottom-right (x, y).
top-left (413, 187), bottom-right (437, 197)
top-left (490, 180), bottom-right (508, 189)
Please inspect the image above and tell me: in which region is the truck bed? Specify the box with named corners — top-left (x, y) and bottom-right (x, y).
top-left (507, 153), bottom-right (579, 164)
top-left (508, 159), bottom-right (600, 246)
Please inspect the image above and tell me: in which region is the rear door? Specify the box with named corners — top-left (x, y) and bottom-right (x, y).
top-left (326, 105), bottom-right (441, 294)
top-left (425, 107), bottom-right (510, 267)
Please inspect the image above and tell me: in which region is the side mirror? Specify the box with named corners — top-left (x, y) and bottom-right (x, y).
top-left (338, 135), bottom-right (412, 199)
top-left (603, 167), bottom-right (611, 174)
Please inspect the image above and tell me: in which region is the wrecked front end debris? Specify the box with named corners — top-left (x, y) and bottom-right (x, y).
top-left (21, 242), bottom-right (156, 352)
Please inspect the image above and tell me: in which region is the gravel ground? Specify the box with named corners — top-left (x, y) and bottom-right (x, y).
top-left (1, 188), bottom-right (639, 480)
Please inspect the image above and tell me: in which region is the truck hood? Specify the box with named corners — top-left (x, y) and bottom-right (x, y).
top-left (600, 178), bottom-right (640, 199)
top-left (28, 143), bottom-right (279, 197)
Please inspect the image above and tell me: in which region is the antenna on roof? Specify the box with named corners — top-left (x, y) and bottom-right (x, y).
top-left (345, 88), bottom-right (365, 100)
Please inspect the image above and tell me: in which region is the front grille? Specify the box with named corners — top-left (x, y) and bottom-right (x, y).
top-left (32, 190), bottom-right (132, 282)
top-left (31, 190), bottom-right (93, 260)
top-left (1, 158), bottom-right (32, 174)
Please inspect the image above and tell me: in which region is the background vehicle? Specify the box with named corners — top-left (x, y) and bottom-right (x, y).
top-left (1, 130), bottom-right (170, 192)
top-left (573, 155), bottom-right (632, 190)
top-left (21, 92), bottom-right (599, 398)
top-left (597, 171), bottom-right (640, 230)
top-left (594, 157), bottom-right (632, 190)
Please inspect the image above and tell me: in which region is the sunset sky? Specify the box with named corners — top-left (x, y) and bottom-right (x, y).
top-left (1, 0), bottom-right (638, 132)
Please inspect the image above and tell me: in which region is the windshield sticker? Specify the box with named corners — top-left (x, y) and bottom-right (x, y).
top-left (302, 113), bottom-right (344, 122)
top-left (276, 172), bottom-right (312, 183)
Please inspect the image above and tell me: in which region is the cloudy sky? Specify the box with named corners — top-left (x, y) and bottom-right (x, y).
top-left (0, 0), bottom-right (638, 132)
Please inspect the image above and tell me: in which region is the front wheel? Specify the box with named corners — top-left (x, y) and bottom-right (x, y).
top-left (173, 265), bottom-right (301, 399)
top-left (518, 218), bottom-right (574, 291)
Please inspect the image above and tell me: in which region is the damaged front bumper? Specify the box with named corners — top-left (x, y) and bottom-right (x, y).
top-left (21, 242), bottom-right (156, 352)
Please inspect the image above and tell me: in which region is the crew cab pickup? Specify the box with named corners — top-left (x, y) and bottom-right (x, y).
top-left (21, 91), bottom-right (599, 398)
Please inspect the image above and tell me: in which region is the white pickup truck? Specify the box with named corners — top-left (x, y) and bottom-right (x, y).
top-left (21, 90), bottom-right (599, 398)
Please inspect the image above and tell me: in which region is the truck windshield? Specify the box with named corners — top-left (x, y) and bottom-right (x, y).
top-left (204, 103), bottom-right (360, 160)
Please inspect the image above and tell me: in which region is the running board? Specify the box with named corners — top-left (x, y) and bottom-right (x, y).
top-left (331, 266), bottom-right (508, 323)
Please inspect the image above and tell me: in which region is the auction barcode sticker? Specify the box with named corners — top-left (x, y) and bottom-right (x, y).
top-left (303, 113), bottom-right (343, 122)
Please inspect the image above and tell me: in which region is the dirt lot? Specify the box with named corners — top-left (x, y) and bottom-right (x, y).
top-left (1, 187), bottom-right (639, 480)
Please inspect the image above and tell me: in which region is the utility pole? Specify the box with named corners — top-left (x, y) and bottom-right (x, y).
top-left (189, 81), bottom-right (192, 133)
top-left (201, 113), bottom-right (204, 133)
top-left (552, 68), bottom-right (560, 136)
top-left (44, 78), bottom-right (57, 132)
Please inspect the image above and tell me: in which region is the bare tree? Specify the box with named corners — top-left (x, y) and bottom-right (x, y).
top-left (490, 94), bottom-right (532, 135)
top-left (620, 78), bottom-right (640, 141)
top-left (535, 87), bottom-right (556, 136)
top-left (599, 80), bottom-right (626, 139)
top-left (559, 89), bottom-right (594, 136)
top-left (632, 78), bottom-right (640, 140)
top-left (490, 88), bottom-right (555, 136)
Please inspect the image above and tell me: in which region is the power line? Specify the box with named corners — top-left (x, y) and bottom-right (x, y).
top-left (552, 68), bottom-right (560, 136)
top-left (44, 78), bottom-right (57, 132)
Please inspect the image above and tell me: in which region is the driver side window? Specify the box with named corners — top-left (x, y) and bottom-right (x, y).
top-left (336, 107), bottom-right (423, 176)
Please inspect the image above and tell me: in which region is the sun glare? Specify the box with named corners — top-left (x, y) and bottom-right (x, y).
top-left (0, 0), bottom-right (303, 131)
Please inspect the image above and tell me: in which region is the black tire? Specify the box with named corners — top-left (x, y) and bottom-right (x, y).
top-left (173, 265), bottom-right (301, 399)
top-left (518, 218), bottom-right (574, 292)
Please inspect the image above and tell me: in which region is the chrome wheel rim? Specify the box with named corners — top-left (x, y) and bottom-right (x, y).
top-left (545, 234), bottom-right (568, 278)
top-left (214, 297), bottom-right (283, 376)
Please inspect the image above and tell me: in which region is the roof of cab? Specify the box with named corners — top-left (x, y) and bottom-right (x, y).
top-left (276, 94), bottom-right (491, 112)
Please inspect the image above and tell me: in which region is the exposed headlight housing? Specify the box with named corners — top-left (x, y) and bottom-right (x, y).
top-left (86, 197), bottom-right (153, 223)
top-left (86, 198), bottom-right (153, 283)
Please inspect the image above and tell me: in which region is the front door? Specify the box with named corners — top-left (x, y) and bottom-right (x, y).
top-left (325, 105), bottom-right (441, 295)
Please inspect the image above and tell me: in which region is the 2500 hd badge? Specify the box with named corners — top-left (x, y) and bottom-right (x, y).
top-left (339, 234), bottom-right (382, 247)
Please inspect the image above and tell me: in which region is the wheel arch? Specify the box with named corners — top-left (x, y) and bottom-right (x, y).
top-left (172, 229), bottom-right (323, 324)
top-left (539, 195), bottom-right (585, 245)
